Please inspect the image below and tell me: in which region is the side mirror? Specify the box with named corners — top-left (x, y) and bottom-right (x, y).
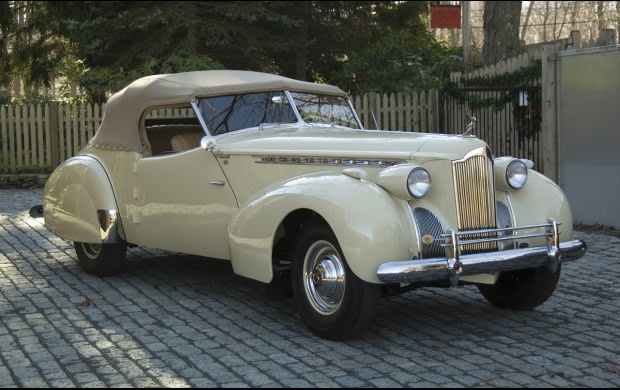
top-left (201, 135), bottom-right (217, 151)
top-left (272, 95), bottom-right (288, 105)
top-left (201, 135), bottom-right (226, 155)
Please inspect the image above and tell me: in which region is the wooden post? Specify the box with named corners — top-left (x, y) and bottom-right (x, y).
top-left (49, 102), bottom-right (60, 167)
top-left (541, 43), bottom-right (561, 182)
top-left (462, 1), bottom-right (471, 66)
top-left (0, 106), bottom-right (7, 173)
top-left (569, 30), bottom-right (581, 49)
top-left (599, 28), bottom-right (617, 46)
top-left (431, 89), bottom-right (439, 133)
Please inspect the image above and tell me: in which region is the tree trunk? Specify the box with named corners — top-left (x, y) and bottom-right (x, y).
top-left (617, 1), bottom-right (620, 44)
top-left (294, 1), bottom-right (310, 81)
top-left (483, 1), bottom-right (522, 66)
top-left (542, 1), bottom-right (550, 42)
top-left (597, 1), bottom-right (606, 31)
top-left (555, 2), bottom-right (569, 40)
top-left (520, 0), bottom-right (534, 41)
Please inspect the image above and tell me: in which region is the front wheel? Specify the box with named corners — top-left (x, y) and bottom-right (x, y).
top-left (74, 241), bottom-right (127, 276)
top-left (292, 220), bottom-right (380, 340)
top-left (477, 264), bottom-right (562, 310)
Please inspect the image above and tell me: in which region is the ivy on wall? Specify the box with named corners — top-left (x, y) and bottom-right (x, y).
top-left (460, 60), bottom-right (542, 87)
top-left (446, 60), bottom-right (542, 140)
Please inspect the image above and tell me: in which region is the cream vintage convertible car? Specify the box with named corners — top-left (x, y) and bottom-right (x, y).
top-left (40, 70), bottom-right (587, 340)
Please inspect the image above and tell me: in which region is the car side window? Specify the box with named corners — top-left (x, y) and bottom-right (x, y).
top-left (141, 106), bottom-right (205, 156)
top-left (197, 91), bottom-right (297, 135)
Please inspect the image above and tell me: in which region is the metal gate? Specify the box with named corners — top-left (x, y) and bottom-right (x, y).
top-left (438, 84), bottom-right (543, 172)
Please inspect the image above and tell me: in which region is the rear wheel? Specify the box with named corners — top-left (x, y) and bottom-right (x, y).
top-left (292, 220), bottom-right (380, 340)
top-left (74, 241), bottom-right (127, 276)
top-left (477, 264), bottom-right (561, 310)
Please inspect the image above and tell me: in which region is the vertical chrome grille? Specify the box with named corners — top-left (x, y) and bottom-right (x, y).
top-left (452, 147), bottom-right (497, 254)
top-left (413, 208), bottom-right (445, 259)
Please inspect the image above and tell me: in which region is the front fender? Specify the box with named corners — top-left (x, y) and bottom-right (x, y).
top-left (500, 170), bottom-right (574, 246)
top-left (43, 155), bottom-right (123, 244)
top-left (228, 171), bottom-right (417, 283)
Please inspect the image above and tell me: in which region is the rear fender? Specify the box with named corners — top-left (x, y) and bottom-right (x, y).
top-left (228, 171), bottom-right (416, 283)
top-left (43, 155), bottom-right (123, 244)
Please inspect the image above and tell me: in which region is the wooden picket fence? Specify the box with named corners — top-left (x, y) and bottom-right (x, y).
top-left (0, 92), bottom-right (438, 173)
top-left (0, 102), bottom-right (104, 174)
top-left (353, 90), bottom-right (437, 132)
top-left (443, 51), bottom-right (545, 170)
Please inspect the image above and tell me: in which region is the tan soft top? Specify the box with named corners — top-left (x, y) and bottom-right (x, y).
top-left (90, 70), bottom-right (347, 152)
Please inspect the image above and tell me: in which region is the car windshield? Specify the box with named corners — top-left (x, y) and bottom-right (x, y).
top-left (195, 90), bottom-right (360, 135)
top-left (289, 92), bottom-right (360, 129)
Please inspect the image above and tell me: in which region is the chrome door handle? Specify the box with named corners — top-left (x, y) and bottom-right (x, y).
top-left (208, 181), bottom-right (225, 186)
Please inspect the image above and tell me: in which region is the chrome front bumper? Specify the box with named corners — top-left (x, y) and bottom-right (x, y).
top-left (377, 218), bottom-right (587, 286)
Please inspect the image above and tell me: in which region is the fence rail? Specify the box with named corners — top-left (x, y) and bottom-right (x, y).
top-left (0, 92), bottom-right (438, 173)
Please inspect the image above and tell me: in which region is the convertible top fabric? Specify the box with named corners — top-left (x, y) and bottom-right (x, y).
top-left (89, 70), bottom-right (347, 152)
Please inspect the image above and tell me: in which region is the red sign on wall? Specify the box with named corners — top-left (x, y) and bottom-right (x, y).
top-left (431, 5), bottom-right (461, 29)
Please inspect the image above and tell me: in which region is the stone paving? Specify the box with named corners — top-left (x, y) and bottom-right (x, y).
top-left (1, 188), bottom-right (619, 388)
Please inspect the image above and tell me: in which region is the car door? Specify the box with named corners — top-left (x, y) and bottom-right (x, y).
top-left (132, 147), bottom-right (238, 260)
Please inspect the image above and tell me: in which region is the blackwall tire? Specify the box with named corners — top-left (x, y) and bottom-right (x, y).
top-left (74, 241), bottom-right (127, 277)
top-left (477, 264), bottom-right (562, 310)
top-left (292, 220), bottom-right (380, 340)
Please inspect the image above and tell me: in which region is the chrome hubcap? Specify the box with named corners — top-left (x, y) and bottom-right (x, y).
top-left (81, 243), bottom-right (102, 260)
top-left (303, 240), bottom-right (345, 315)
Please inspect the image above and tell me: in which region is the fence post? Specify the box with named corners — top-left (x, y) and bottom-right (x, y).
top-left (569, 30), bottom-right (581, 49)
top-left (368, 92), bottom-right (379, 130)
top-left (431, 89), bottom-right (439, 132)
top-left (436, 88), bottom-right (445, 133)
top-left (598, 28), bottom-right (617, 46)
top-left (541, 43), bottom-right (560, 183)
top-left (49, 102), bottom-right (60, 167)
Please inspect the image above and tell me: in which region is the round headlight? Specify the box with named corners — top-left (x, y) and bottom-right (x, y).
top-left (407, 168), bottom-right (431, 199)
top-left (506, 160), bottom-right (527, 189)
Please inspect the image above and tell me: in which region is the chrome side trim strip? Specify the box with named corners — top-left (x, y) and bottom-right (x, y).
top-left (254, 155), bottom-right (403, 167)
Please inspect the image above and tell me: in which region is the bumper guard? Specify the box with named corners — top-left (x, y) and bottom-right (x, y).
top-left (377, 218), bottom-right (587, 286)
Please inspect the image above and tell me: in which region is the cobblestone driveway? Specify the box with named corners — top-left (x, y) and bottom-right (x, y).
top-left (1, 188), bottom-right (619, 387)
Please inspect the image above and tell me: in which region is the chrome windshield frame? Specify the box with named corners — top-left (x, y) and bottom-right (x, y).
top-left (346, 96), bottom-right (364, 130)
top-left (191, 99), bottom-right (213, 136)
top-left (286, 90), bottom-right (363, 129)
top-left (192, 90), bottom-right (364, 135)
top-left (283, 90), bottom-right (306, 127)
